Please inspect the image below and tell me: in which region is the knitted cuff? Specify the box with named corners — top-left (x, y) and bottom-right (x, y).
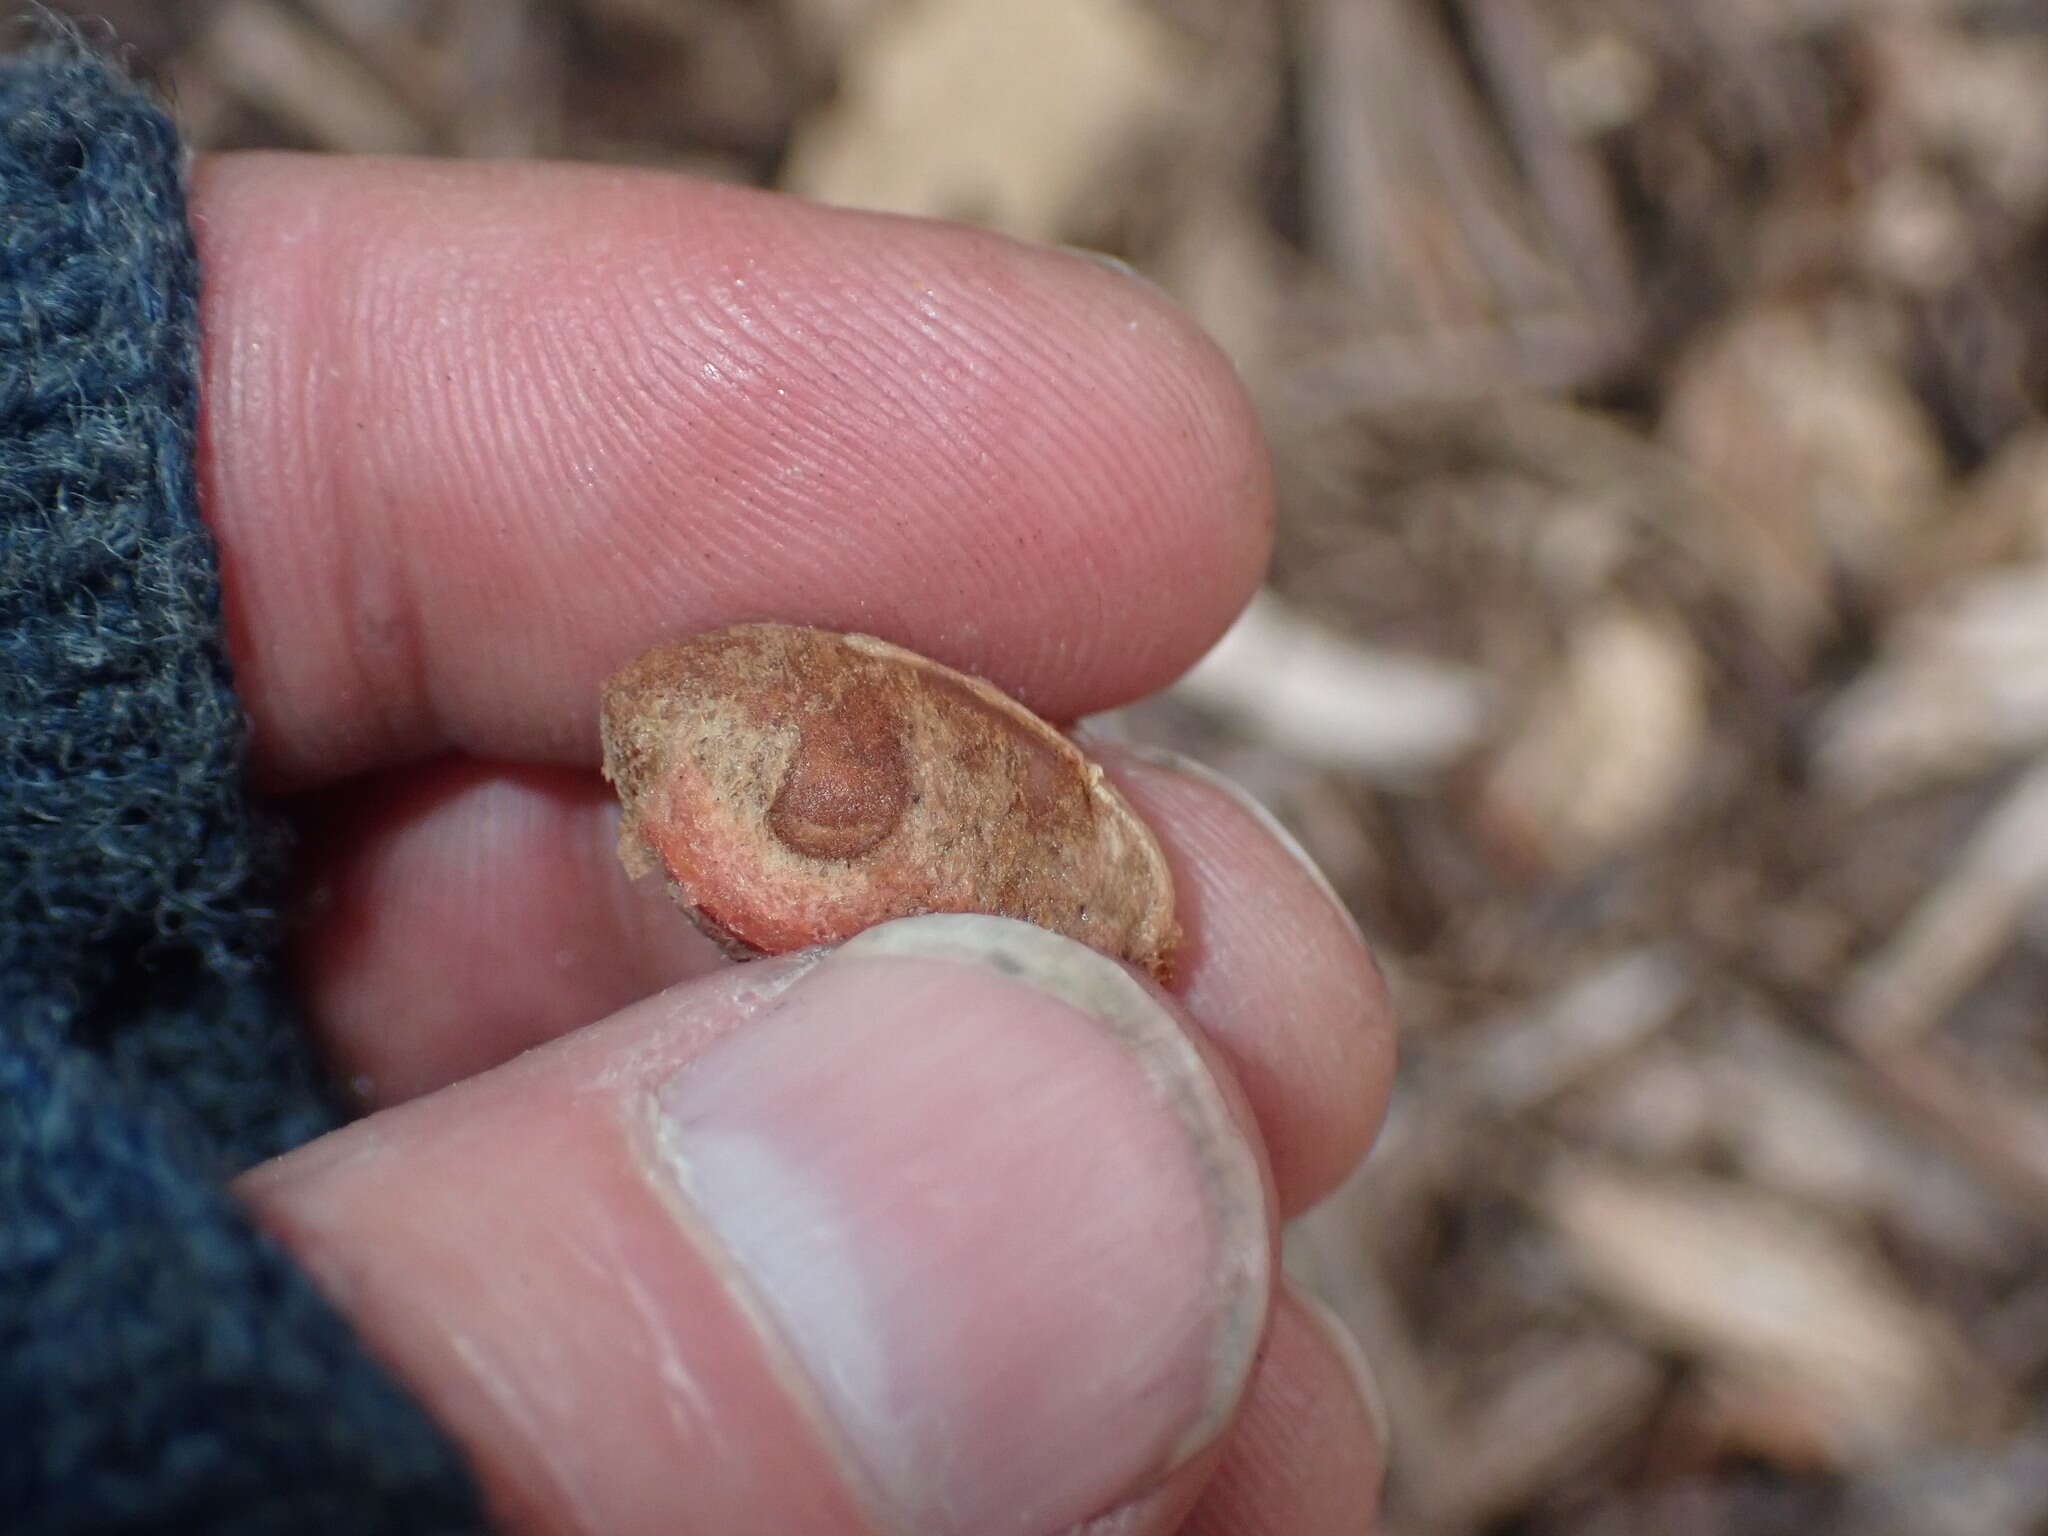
top-left (0, 29), bottom-right (484, 1531)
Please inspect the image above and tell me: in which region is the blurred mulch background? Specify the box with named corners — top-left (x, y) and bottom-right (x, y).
top-left (25, 1), bottom-right (2048, 1530)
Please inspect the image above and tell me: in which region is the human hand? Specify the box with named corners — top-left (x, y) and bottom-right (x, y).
top-left (199, 154), bottom-right (1392, 1534)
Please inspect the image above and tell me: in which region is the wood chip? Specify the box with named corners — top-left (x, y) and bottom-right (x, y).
top-left (1544, 1161), bottom-right (1992, 1464)
top-left (779, 0), bottom-right (1185, 240)
top-left (199, 0), bottom-right (430, 154)
top-left (1701, 1011), bottom-right (2020, 1263)
top-left (1477, 602), bottom-right (1707, 873)
top-left (1868, 18), bottom-right (2048, 219)
top-left (1462, 948), bottom-right (1691, 1113)
top-left (1817, 567), bottom-right (2048, 801)
top-left (1838, 755), bottom-right (2048, 1048)
top-left (1662, 304), bottom-right (1945, 659)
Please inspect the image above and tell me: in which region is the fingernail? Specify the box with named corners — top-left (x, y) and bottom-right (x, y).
top-left (1060, 245), bottom-right (1175, 303)
top-left (1118, 742), bottom-right (1366, 945)
top-left (654, 914), bottom-right (1270, 1536)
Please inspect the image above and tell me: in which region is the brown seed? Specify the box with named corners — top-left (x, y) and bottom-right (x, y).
top-left (600, 624), bottom-right (1179, 980)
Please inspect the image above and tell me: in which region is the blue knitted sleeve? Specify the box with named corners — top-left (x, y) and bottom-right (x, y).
top-left (0, 30), bottom-right (486, 1532)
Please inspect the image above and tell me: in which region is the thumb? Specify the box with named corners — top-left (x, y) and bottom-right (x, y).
top-left (237, 915), bottom-right (1274, 1535)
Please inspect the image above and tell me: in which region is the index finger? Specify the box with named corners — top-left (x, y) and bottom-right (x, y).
top-left (192, 154), bottom-right (1273, 788)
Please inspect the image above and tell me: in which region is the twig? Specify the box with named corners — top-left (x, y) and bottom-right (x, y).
top-left (200, 0), bottom-right (429, 154)
top-left (1837, 754), bottom-right (2048, 1051)
top-left (1457, 0), bottom-right (1639, 325)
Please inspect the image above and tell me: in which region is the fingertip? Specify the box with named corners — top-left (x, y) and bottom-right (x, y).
top-left (192, 153), bottom-right (1272, 784)
top-left (1101, 747), bottom-right (1395, 1212)
top-left (1180, 1282), bottom-right (1387, 1536)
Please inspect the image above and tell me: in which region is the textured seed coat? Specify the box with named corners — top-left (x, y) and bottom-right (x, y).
top-left (600, 624), bottom-right (1180, 979)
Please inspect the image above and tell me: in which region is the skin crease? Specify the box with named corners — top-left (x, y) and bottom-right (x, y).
top-left (188, 152), bottom-right (1386, 1533)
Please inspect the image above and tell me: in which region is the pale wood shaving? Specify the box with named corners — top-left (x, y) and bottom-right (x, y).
top-left (779, 0), bottom-right (1186, 241)
top-left (1544, 1161), bottom-right (1996, 1464)
top-left (199, 0), bottom-right (430, 153)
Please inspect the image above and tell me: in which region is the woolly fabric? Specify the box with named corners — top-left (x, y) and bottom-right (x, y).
top-left (1, 33), bottom-right (484, 1532)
